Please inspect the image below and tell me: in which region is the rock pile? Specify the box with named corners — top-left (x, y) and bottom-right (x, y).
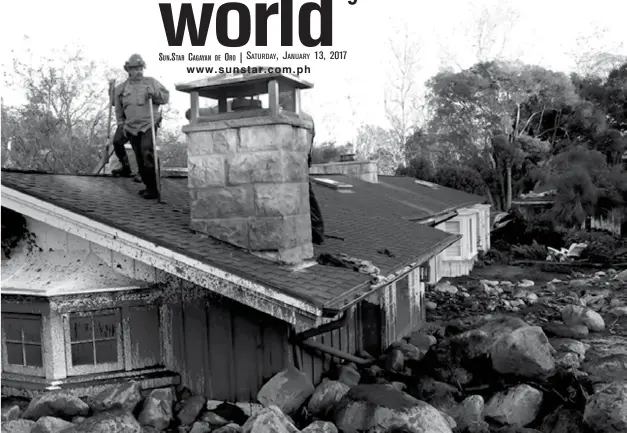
top-left (2, 271), bottom-right (625, 433)
top-left (3, 309), bottom-right (627, 433)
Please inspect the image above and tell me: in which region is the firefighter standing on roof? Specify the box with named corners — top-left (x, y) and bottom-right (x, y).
top-left (114, 54), bottom-right (169, 200)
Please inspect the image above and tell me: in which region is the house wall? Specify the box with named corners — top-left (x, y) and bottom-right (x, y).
top-left (585, 207), bottom-right (624, 236)
top-left (2, 215), bottom-right (426, 400)
top-left (430, 208), bottom-right (481, 279)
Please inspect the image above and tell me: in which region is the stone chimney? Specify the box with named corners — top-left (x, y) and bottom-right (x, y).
top-left (176, 71), bottom-right (314, 265)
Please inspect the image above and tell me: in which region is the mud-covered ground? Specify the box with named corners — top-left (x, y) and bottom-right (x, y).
top-left (426, 264), bottom-right (627, 338)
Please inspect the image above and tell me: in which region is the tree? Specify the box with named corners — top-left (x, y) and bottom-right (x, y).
top-left (384, 24), bottom-right (423, 168)
top-left (438, 0), bottom-right (521, 70)
top-left (354, 124), bottom-right (398, 174)
top-left (547, 146), bottom-right (626, 227)
top-left (2, 46), bottom-right (122, 173)
top-left (2, 45), bottom-right (180, 174)
top-left (425, 60), bottom-right (577, 210)
top-left (310, 141), bottom-right (352, 165)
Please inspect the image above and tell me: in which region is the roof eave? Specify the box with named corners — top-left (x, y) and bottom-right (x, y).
top-left (321, 232), bottom-right (461, 313)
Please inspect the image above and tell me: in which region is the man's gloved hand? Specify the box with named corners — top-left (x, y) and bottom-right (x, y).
top-left (145, 87), bottom-right (154, 102)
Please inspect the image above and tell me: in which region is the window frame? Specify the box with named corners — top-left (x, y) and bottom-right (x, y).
top-left (443, 219), bottom-right (462, 258)
top-left (63, 309), bottom-right (124, 376)
top-left (469, 216), bottom-right (476, 254)
top-left (1, 313), bottom-right (46, 377)
top-left (394, 275), bottom-right (412, 338)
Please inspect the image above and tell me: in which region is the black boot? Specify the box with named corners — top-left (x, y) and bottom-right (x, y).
top-left (111, 155), bottom-right (133, 178)
top-left (142, 189), bottom-right (159, 200)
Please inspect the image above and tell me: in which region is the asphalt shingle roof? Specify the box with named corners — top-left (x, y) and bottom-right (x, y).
top-left (1, 170), bottom-right (457, 311)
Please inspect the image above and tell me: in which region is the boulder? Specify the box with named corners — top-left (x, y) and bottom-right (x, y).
top-left (21, 391), bottom-right (89, 421)
top-left (189, 422), bottom-right (212, 433)
top-left (332, 384), bottom-right (452, 433)
top-left (337, 365), bottom-right (361, 387)
top-left (582, 353), bottom-right (627, 383)
top-left (583, 381), bottom-right (627, 433)
top-left (449, 395), bottom-right (484, 430)
top-left (549, 338), bottom-right (588, 360)
top-left (177, 395), bottom-right (206, 426)
top-left (31, 416), bottom-right (74, 433)
top-left (1, 405), bottom-right (20, 422)
top-left (90, 382), bottom-right (142, 413)
top-left (198, 411), bottom-right (229, 428)
top-left (60, 410), bottom-right (141, 433)
top-left (408, 377), bottom-right (459, 415)
top-left (562, 305), bottom-right (605, 332)
top-left (443, 316), bottom-right (528, 361)
top-left (435, 281), bottom-right (458, 294)
top-left (406, 331), bottom-right (437, 352)
top-left (491, 326), bottom-right (555, 379)
top-left (1, 419), bottom-right (36, 433)
top-left (462, 421), bottom-right (491, 433)
top-left (555, 352), bottom-right (581, 369)
top-left (307, 379), bottom-right (350, 418)
top-left (543, 323), bottom-right (589, 339)
top-left (613, 269), bottom-right (627, 281)
top-left (539, 406), bottom-right (587, 433)
top-left (212, 424), bottom-right (242, 433)
top-left (384, 349), bottom-right (405, 372)
top-left (484, 384), bottom-right (543, 426)
top-left (241, 405), bottom-right (298, 433)
top-left (388, 341), bottom-right (427, 362)
top-left (137, 388), bottom-right (173, 430)
top-left (256, 366), bottom-right (315, 416)
top-left (300, 421), bottom-right (338, 433)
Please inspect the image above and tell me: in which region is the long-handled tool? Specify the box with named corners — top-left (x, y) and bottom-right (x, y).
top-left (93, 80), bottom-right (116, 175)
top-left (148, 96), bottom-right (162, 203)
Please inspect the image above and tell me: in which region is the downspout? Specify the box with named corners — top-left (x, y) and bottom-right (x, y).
top-left (289, 307), bottom-right (371, 369)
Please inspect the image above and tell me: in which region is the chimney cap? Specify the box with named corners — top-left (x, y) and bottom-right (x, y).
top-left (175, 68), bottom-right (313, 100)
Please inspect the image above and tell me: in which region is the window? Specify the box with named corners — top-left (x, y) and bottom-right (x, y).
top-left (395, 276), bottom-right (411, 338)
top-left (1, 313), bottom-right (45, 376)
top-left (444, 220), bottom-right (461, 257)
top-left (419, 264), bottom-right (430, 282)
top-left (64, 309), bottom-right (123, 375)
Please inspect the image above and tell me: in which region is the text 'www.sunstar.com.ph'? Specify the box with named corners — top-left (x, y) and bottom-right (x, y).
top-left (185, 65), bottom-right (312, 74)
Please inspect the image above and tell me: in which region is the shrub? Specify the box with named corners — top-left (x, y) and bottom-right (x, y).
top-left (511, 240), bottom-right (548, 260)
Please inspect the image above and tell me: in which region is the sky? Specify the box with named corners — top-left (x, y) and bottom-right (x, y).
top-left (2, 0), bottom-right (626, 144)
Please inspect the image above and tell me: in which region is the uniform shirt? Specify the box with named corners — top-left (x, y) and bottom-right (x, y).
top-left (114, 77), bottom-right (169, 136)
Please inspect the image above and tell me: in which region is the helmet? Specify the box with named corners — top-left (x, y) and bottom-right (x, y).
top-left (124, 54), bottom-right (146, 71)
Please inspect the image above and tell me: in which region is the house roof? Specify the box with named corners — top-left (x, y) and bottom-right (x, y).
top-left (1, 170), bottom-right (458, 314)
top-left (310, 174), bottom-right (486, 221)
top-left (376, 175), bottom-right (486, 218)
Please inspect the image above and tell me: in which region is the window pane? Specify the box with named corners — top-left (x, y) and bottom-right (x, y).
top-left (21, 318), bottom-right (42, 343)
top-left (70, 316), bottom-right (93, 342)
top-left (24, 344), bottom-right (43, 367)
top-left (95, 340), bottom-right (118, 364)
top-left (94, 314), bottom-right (117, 339)
top-left (5, 342), bottom-right (24, 365)
top-left (71, 343), bottom-right (94, 365)
top-left (2, 318), bottom-right (22, 341)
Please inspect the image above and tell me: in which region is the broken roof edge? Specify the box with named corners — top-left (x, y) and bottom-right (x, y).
top-left (322, 232), bottom-right (461, 312)
top-left (1, 184), bottom-right (325, 325)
